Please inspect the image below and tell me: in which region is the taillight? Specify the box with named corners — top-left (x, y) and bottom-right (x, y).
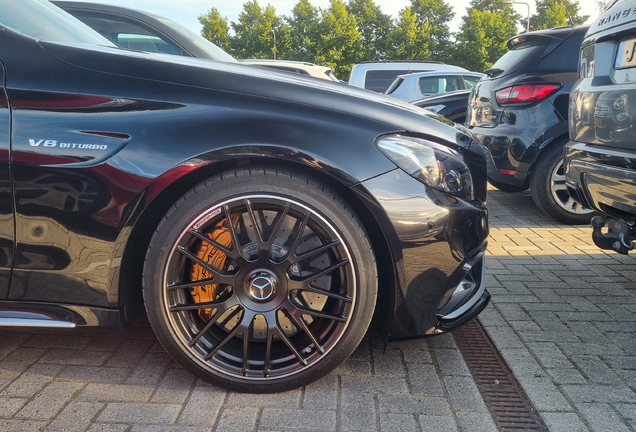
top-left (495, 84), bottom-right (561, 105)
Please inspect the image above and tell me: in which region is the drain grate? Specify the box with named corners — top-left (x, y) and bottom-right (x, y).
top-left (454, 320), bottom-right (547, 432)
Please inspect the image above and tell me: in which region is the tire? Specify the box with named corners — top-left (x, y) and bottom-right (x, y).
top-left (530, 142), bottom-right (596, 225)
top-left (143, 167), bottom-right (377, 393)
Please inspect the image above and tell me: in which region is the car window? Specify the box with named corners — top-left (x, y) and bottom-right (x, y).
top-left (490, 40), bottom-right (549, 75)
top-left (365, 70), bottom-right (410, 93)
top-left (385, 77), bottom-right (404, 95)
top-left (419, 76), bottom-right (461, 95)
top-left (463, 76), bottom-right (479, 88)
top-left (67, 11), bottom-right (186, 56)
top-left (0, 0), bottom-right (113, 46)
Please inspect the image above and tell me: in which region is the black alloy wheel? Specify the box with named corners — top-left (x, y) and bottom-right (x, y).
top-left (143, 168), bottom-right (377, 392)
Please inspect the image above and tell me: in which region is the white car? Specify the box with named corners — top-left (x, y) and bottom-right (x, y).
top-left (385, 71), bottom-right (484, 102)
top-left (348, 61), bottom-right (469, 93)
top-left (239, 59), bottom-right (340, 81)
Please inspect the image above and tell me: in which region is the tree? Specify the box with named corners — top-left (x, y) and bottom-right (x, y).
top-left (454, 0), bottom-right (520, 72)
top-left (230, 1), bottom-right (287, 59)
top-left (385, 7), bottom-right (431, 60)
top-left (409, 0), bottom-right (455, 62)
top-left (530, 0), bottom-right (589, 31)
top-left (346, 0), bottom-right (393, 61)
top-left (314, 0), bottom-right (363, 79)
top-left (286, 0), bottom-right (321, 62)
top-left (198, 8), bottom-right (231, 52)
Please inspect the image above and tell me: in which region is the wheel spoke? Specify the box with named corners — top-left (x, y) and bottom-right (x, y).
top-left (285, 212), bottom-right (311, 259)
top-left (264, 330), bottom-right (272, 378)
top-left (203, 308), bottom-right (248, 361)
top-left (276, 316), bottom-right (307, 366)
top-left (294, 239), bottom-right (340, 261)
top-left (292, 259), bottom-right (349, 286)
top-left (189, 228), bottom-right (233, 256)
top-left (288, 312), bottom-right (324, 354)
top-left (176, 247), bottom-right (235, 285)
top-left (267, 202), bottom-right (291, 245)
top-left (169, 296), bottom-right (235, 312)
top-left (298, 285), bottom-right (353, 303)
top-left (167, 278), bottom-right (216, 291)
top-left (224, 205), bottom-right (245, 260)
top-left (242, 314), bottom-right (254, 376)
top-left (245, 199), bottom-right (265, 253)
top-left (188, 309), bottom-right (223, 347)
top-left (295, 306), bottom-right (347, 323)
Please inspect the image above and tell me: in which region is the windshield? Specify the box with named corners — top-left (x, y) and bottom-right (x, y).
top-left (156, 16), bottom-right (237, 63)
top-left (0, 0), bottom-right (114, 46)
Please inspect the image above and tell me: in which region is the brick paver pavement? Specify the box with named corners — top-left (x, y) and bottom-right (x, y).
top-left (483, 186), bottom-right (636, 432)
top-left (0, 310), bottom-right (496, 429)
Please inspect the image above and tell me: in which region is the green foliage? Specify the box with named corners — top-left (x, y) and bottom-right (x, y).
top-left (198, 7), bottom-right (231, 51)
top-left (530, 0), bottom-right (589, 31)
top-left (347, 0), bottom-right (393, 61)
top-left (286, 0), bottom-right (321, 62)
top-left (230, 1), bottom-right (288, 59)
top-left (314, 0), bottom-right (363, 78)
top-left (386, 7), bottom-right (431, 60)
top-left (409, 0), bottom-right (455, 62)
top-left (454, 0), bottom-right (520, 72)
top-left (597, 0), bottom-right (614, 13)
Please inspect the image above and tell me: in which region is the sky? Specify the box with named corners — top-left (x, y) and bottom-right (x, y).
top-left (60, 0), bottom-right (601, 38)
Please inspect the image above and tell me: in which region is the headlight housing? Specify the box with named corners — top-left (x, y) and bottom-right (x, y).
top-left (376, 135), bottom-right (474, 200)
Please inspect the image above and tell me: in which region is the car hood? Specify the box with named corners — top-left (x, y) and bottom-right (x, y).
top-left (40, 41), bottom-right (471, 149)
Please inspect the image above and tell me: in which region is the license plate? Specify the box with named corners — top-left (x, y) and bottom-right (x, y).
top-left (615, 38), bottom-right (636, 69)
top-left (594, 118), bottom-right (602, 127)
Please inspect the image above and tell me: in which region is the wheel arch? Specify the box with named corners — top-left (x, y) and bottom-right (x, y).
top-left (117, 156), bottom-right (398, 340)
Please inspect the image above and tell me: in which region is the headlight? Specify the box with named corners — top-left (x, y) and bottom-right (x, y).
top-left (615, 111), bottom-right (629, 122)
top-left (614, 95), bottom-right (627, 110)
top-left (376, 135), bottom-right (474, 200)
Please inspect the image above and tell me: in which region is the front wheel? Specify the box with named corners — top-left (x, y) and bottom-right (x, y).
top-left (530, 143), bottom-right (596, 225)
top-left (143, 167), bottom-right (377, 392)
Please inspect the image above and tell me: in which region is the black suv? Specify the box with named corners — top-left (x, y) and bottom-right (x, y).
top-left (565, 0), bottom-right (636, 254)
top-left (468, 26), bottom-right (593, 224)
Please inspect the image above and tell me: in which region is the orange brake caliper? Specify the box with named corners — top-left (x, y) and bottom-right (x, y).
top-left (189, 212), bottom-right (240, 321)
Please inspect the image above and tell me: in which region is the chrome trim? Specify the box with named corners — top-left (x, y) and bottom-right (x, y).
top-left (440, 258), bottom-right (486, 320)
top-left (0, 318), bottom-right (75, 328)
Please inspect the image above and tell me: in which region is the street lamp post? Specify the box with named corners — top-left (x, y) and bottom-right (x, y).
top-left (505, 0), bottom-right (530, 32)
top-left (271, 29), bottom-right (276, 60)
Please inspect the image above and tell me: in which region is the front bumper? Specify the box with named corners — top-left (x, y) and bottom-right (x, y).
top-left (355, 169), bottom-right (489, 339)
top-left (565, 141), bottom-right (636, 220)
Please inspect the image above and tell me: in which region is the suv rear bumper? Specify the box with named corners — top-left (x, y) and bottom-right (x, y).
top-left (565, 141), bottom-right (636, 220)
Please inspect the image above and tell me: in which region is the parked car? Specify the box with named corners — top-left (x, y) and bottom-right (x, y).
top-left (386, 71), bottom-right (483, 102)
top-left (413, 89), bottom-right (472, 125)
top-left (239, 59), bottom-right (339, 81)
top-left (349, 61), bottom-right (469, 93)
top-left (0, 0), bottom-right (490, 393)
top-left (467, 25), bottom-right (593, 224)
top-left (565, 1), bottom-right (636, 254)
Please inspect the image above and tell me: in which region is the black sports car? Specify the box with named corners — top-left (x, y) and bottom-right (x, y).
top-left (0, 0), bottom-right (489, 392)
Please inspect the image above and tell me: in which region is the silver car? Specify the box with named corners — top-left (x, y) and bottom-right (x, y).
top-left (386, 71), bottom-right (484, 102)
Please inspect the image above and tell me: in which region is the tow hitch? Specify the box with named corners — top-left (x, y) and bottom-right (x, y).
top-left (591, 216), bottom-right (636, 255)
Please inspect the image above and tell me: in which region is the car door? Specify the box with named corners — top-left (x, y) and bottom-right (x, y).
top-left (0, 60), bottom-right (12, 296)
